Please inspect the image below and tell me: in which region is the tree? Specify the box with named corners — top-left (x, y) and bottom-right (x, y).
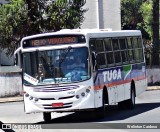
top-left (152, 0), bottom-right (159, 65)
top-left (121, 0), bottom-right (144, 30)
top-left (0, 0), bottom-right (87, 56)
top-left (140, 1), bottom-right (152, 39)
top-left (0, 0), bottom-right (27, 55)
top-left (121, 0), bottom-right (160, 66)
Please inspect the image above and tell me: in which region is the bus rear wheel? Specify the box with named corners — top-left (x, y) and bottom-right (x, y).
top-left (43, 112), bottom-right (51, 122)
top-left (126, 88), bottom-right (135, 109)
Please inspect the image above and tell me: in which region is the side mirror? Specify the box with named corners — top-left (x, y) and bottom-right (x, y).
top-left (14, 47), bottom-right (22, 68)
top-left (92, 52), bottom-right (98, 71)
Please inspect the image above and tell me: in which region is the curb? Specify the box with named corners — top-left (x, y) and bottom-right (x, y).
top-left (146, 86), bottom-right (160, 91)
top-left (0, 96), bottom-right (23, 103)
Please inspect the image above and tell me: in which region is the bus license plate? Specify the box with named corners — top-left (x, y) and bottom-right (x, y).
top-left (52, 103), bottom-right (63, 107)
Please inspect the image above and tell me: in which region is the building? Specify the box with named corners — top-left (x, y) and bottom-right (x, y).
top-left (81, 0), bottom-right (121, 30)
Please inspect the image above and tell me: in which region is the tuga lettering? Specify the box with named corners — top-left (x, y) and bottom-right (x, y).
top-left (103, 69), bottom-right (121, 82)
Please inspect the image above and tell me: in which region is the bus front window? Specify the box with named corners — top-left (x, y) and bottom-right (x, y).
top-left (23, 47), bottom-right (90, 86)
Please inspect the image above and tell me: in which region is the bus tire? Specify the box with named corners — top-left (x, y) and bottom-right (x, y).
top-left (95, 93), bottom-right (106, 119)
top-left (43, 112), bottom-right (51, 122)
top-left (126, 88), bottom-right (135, 109)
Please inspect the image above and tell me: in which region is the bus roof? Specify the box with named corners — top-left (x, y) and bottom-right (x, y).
top-left (22, 29), bottom-right (142, 41)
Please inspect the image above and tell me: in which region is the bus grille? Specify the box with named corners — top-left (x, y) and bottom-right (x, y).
top-left (33, 85), bottom-right (79, 92)
top-left (43, 103), bottom-right (72, 109)
top-left (39, 95), bottom-right (75, 100)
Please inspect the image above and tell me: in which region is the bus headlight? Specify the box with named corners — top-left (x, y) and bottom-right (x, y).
top-left (81, 92), bottom-right (85, 97)
top-left (76, 95), bottom-right (80, 99)
top-left (29, 96), bottom-right (33, 100)
top-left (86, 89), bottom-right (90, 93)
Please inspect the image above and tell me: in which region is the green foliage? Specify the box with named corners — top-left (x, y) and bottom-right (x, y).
top-left (0, 0), bottom-right (27, 55)
top-left (0, 0), bottom-right (87, 56)
top-left (140, 1), bottom-right (153, 39)
top-left (121, 0), bottom-right (151, 40)
top-left (121, 0), bottom-right (143, 29)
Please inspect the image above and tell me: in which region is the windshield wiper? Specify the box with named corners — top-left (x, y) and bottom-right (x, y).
top-left (59, 46), bottom-right (72, 65)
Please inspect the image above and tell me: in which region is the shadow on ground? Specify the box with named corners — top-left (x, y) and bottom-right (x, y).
top-left (35, 102), bottom-right (160, 129)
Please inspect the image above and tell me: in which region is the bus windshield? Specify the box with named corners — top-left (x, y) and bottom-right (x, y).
top-left (23, 47), bottom-right (91, 86)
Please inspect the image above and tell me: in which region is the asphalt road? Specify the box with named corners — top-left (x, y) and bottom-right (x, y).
top-left (0, 90), bottom-right (160, 131)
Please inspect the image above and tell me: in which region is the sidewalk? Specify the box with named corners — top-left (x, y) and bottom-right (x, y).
top-left (0, 95), bottom-right (23, 103)
top-left (0, 86), bottom-right (160, 103)
top-left (147, 86), bottom-right (160, 91)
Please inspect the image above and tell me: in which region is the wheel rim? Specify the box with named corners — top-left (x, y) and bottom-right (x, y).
top-left (103, 95), bottom-right (106, 111)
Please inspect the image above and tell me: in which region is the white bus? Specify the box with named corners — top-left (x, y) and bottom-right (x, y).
top-left (14, 29), bottom-right (147, 122)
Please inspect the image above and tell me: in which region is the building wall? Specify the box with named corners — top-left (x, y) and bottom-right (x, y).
top-left (81, 0), bottom-right (98, 29)
top-left (0, 66), bottom-right (22, 97)
top-left (81, 0), bottom-right (121, 30)
top-left (0, 48), bottom-right (14, 66)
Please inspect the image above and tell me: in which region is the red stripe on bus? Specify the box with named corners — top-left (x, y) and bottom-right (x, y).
top-left (94, 76), bottom-right (146, 91)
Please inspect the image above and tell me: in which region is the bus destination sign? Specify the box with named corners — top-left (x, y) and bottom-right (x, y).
top-left (32, 37), bottom-right (77, 46)
top-left (23, 35), bottom-right (86, 48)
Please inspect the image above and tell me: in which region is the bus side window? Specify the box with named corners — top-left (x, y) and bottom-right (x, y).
top-left (127, 37), bottom-right (135, 63)
top-left (95, 39), bottom-right (106, 68)
top-left (91, 52), bottom-right (97, 70)
top-left (106, 52), bottom-right (114, 66)
top-left (112, 38), bottom-right (122, 65)
top-left (119, 38), bottom-right (129, 64)
top-left (89, 39), bottom-right (97, 70)
top-left (89, 39), bottom-right (96, 51)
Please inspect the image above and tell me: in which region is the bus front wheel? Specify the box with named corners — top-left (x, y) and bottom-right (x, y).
top-left (95, 93), bottom-right (106, 118)
top-left (43, 112), bottom-right (51, 122)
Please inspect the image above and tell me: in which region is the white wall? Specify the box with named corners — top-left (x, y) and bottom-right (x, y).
top-left (0, 66), bottom-right (22, 97)
top-left (81, 0), bottom-right (98, 29)
top-left (81, 0), bottom-right (121, 30)
top-left (147, 68), bottom-right (160, 84)
top-left (102, 0), bottom-right (121, 30)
